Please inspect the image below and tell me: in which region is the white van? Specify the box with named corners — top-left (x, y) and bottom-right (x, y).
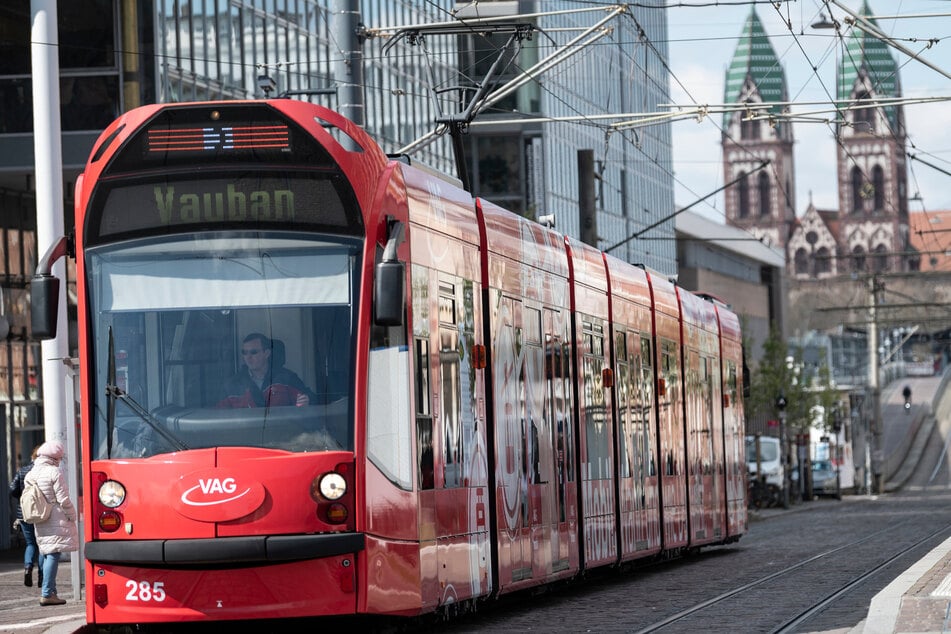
top-left (746, 435), bottom-right (784, 491)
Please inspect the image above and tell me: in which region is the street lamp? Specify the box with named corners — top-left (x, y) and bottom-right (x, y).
top-left (811, 10), bottom-right (840, 30)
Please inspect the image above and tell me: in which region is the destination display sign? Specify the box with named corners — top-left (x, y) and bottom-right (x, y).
top-left (91, 174), bottom-right (359, 239)
top-left (104, 104), bottom-right (337, 172)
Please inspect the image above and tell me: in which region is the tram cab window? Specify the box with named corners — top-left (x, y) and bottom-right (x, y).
top-left (86, 234), bottom-right (358, 459)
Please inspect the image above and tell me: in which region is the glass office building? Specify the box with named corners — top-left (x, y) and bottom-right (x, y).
top-left (454, 1), bottom-right (675, 273)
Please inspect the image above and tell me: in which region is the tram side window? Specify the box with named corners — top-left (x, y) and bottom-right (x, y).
top-left (727, 361), bottom-right (738, 405)
top-left (698, 354), bottom-right (713, 476)
top-left (661, 339), bottom-right (678, 476)
top-left (545, 307), bottom-right (573, 524)
top-left (616, 330), bottom-right (632, 479)
top-left (640, 335), bottom-right (656, 477)
top-left (415, 338), bottom-right (434, 490)
top-left (582, 319), bottom-right (609, 480)
top-left (439, 287), bottom-right (463, 489)
top-left (524, 306), bottom-right (543, 484)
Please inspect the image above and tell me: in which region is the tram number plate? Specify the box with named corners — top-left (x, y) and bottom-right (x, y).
top-left (125, 580), bottom-right (167, 602)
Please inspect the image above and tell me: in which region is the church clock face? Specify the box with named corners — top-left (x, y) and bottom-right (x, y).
top-left (860, 182), bottom-right (875, 199)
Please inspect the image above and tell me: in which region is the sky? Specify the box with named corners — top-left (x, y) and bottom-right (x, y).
top-left (665, 0), bottom-right (951, 223)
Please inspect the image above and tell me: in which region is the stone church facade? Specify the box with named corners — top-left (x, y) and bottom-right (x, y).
top-left (722, 2), bottom-right (917, 280)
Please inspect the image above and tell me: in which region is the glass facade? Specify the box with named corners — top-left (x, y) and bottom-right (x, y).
top-left (156, 0), bottom-right (457, 172)
top-left (0, 0), bottom-right (122, 133)
top-left (456, 1), bottom-right (676, 273)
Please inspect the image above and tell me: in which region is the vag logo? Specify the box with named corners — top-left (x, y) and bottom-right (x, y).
top-left (173, 469), bottom-right (267, 522)
top-left (200, 478), bottom-right (237, 495)
top-left (182, 477), bottom-right (246, 505)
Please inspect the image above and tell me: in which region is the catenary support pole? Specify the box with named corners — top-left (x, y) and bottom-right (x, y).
top-left (31, 0), bottom-right (68, 450)
top-left (32, 0), bottom-right (78, 597)
top-left (331, 0), bottom-right (365, 127)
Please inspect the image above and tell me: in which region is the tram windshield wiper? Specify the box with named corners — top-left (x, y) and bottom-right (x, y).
top-left (104, 327), bottom-right (189, 454)
top-left (105, 384), bottom-right (190, 453)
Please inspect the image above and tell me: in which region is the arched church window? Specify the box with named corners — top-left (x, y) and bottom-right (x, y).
top-left (815, 247), bottom-right (831, 274)
top-left (853, 90), bottom-right (875, 133)
top-left (758, 172), bottom-right (771, 217)
top-left (873, 244), bottom-right (888, 272)
top-left (851, 167), bottom-right (864, 214)
top-left (794, 248), bottom-right (808, 275)
top-left (741, 117), bottom-right (759, 140)
top-left (851, 246), bottom-right (866, 272)
top-left (738, 171), bottom-right (750, 219)
top-left (872, 165), bottom-right (885, 212)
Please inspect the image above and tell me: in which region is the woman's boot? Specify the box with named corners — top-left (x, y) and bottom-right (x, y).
top-left (24, 565), bottom-right (33, 587)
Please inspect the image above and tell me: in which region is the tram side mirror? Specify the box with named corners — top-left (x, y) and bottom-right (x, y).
top-left (30, 274), bottom-right (60, 340)
top-left (374, 260), bottom-right (405, 327)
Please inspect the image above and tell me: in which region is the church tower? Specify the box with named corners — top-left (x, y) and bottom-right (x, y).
top-left (722, 8), bottom-right (796, 248)
top-left (835, 0), bottom-right (911, 274)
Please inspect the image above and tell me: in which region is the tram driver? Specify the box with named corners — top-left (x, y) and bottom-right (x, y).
top-left (217, 333), bottom-right (318, 408)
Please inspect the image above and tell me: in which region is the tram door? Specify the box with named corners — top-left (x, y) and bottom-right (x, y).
top-left (492, 295), bottom-right (533, 582)
top-left (615, 329), bottom-right (661, 558)
top-left (703, 355), bottom-right (725, 541)
top-left (579, 318), bottom-right (617, 567)
top-left (658, 337), bottom-right (687, 548)
top-left (495, 297), bottom-right (576, 584)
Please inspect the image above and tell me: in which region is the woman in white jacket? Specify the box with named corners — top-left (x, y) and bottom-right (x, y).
top-left (23, 440), bottom-right (78, 606)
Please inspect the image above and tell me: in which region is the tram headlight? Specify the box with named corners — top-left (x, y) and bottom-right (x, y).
top-left (317, 472), bottom-right (347, 501)
top-left (98, 480), bottom-right (126, 508)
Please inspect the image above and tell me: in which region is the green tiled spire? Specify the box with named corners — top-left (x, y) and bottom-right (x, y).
top-left (723, 8), bottom-right (787, 130)
top-left (837, 0), bottom-right (900, 128)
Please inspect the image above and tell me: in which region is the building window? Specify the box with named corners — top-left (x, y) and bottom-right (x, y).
top-left (853, 90), bottom-right (875, 133)
top-left (794, 248), bottom-right (808, 275)
top-left (851, 167), bottom-right (864, 214)
top-left (815, 247), bottom-right (831, 274)
top-left (758, 172), bottom-right (771, 217)
top-left (873, 244), bottom-right (888, 272)
top-left (61, 76), bottom-right (120, 131)
top-left (872, 165), bottom-right (885, 212)
top-left (851, 246), bottom-right (866, 272)
top-left (0, 0), bottom-right (120, 134)
top-left (467, 134), bottom-right (526, 216)
top-left (741, 117), bottom-right (759, 140)
top-left (738, 171), bottom-right (750, 219)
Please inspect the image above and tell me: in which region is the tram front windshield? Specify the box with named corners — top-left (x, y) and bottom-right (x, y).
top-left (85, 233), bottom-right (358, 459)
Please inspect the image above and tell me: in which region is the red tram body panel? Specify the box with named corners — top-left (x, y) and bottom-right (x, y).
top-left (31, 100), bottom-right (746, 628)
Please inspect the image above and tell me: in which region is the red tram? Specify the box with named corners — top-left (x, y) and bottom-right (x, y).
top-left (30, 99), bottom-right (746, 626)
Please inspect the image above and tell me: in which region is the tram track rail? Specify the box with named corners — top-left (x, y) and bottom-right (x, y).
top-left (774, 522), bottom-right (951, 633)
top-left (633, 518), bottom-right (951, 634)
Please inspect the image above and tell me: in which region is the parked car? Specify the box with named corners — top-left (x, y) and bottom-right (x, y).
top-left (746, 435), bottom-right (783, 489)
top-left (812, 459), bottom-right (840, 498)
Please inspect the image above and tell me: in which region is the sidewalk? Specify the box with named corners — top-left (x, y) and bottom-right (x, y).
top-left (859, 372), bottom-right (951, 634)
top-left (0, 548), bottom-right (86, 634)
